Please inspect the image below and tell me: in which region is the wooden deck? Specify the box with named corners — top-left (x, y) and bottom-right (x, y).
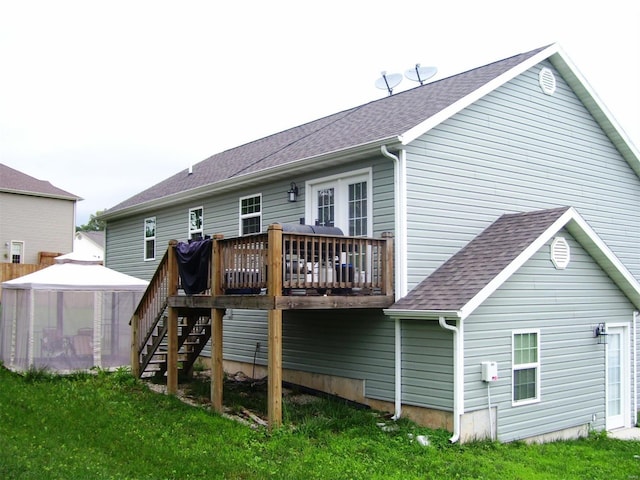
top-left (131, 224), bottom-right (395, 428)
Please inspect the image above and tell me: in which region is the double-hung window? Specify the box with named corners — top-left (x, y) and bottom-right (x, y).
top-left (189, 207), bottom-right (204, 240)
top-left (512, 330), bottom-right (540, 405)
top-left (240, 194), bottom-right (262, 235)
top-left (144, 217), bottom-right (156, 261)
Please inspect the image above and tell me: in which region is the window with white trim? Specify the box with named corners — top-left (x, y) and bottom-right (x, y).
top-left (144, 217), bottom-right (156, 261)
top-left (240, 194), bottom-right (262, 235)
top-left (10, 241), bottom-right (24, 264)
top-left (189, 207), bottom-right (204, 240)
top-left (307, 170), bottom-right (371, 236)
top-left (512, 330), bottom-right (540, 405)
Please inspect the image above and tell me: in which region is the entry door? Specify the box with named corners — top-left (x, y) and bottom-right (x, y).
top-left (606, 325), bottom-right (629, 430)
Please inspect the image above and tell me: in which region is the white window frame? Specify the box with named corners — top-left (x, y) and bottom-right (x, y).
top-left (144, 217), bottom-right (156, 261)
top-left (512, 329), bottom-right (541, 406)
top-left (188, 206), bottom-right (204, 240)
top-left (239, 194), bottom-right (262, 236)
top-left (10, 240), bottom-right (25, 264)
top-left (304, 168), bottom-right (372, 236)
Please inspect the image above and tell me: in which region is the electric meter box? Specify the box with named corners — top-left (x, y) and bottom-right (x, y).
top-left (481, 361), bottom-right (498, 382)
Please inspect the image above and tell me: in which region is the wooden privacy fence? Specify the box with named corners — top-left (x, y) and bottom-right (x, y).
top-left (0, 263), bottom-right (46, 299)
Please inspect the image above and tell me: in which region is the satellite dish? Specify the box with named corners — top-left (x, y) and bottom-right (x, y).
top-left (405, 64), bottom-right (437, 85)
top-left (375, 71), bottom-right (402, 96)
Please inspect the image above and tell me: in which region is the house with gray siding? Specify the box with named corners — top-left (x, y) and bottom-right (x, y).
top-left (0, 164), bottom-right (80, 265)
top-left (102, 43), bottom-right (640, 442)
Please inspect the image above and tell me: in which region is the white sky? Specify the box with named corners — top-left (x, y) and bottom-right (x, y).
top-left (1, 1), bottom-right (639, 225)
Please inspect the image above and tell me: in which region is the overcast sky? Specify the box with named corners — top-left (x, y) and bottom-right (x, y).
top-left (1, 1), bottom-right (639, 225)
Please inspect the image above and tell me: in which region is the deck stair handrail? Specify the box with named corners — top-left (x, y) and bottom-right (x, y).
top-left (131, 244), bottom-right (174, 376)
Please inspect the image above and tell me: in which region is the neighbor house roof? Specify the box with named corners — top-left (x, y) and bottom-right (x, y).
top-left (0, 163), bottom-right (81, 200)
top-left (104, 43), bottom-right (639, 220)
top-left (76, 230), bottom-right (105, 249)
top-left (384, 207), bottom-right (640, 320)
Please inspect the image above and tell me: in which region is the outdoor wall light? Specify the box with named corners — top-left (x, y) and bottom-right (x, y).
top-left (288, 182), bottom-right (299, 202)
top-left (594, 323), bottom-right (608, 344)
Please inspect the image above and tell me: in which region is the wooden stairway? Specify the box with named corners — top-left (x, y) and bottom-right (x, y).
top-left (131, 242), bottom-right (213, 379)
top-left (139, 309), bottom-right (211, 378)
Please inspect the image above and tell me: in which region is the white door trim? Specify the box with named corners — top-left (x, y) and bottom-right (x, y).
top-left (606, 324), bottom-right (631, 430)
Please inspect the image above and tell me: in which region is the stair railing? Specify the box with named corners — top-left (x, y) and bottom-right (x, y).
top-left (130, 240), bottom-right (177, 376)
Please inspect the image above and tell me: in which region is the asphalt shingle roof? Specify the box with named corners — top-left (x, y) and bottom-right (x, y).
top-left (107, 46), bottom-right (548, 214)
top-left (388, 207), bottom-right (572, 313)
top-left (0, 163), bottom-right (80, 199)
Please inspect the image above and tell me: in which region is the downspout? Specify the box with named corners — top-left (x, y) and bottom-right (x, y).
top-left (634, 311), bottom-right (638, 426)
top-left (380, 145), bottom-right (408, 297)
top-left (439, 316), bottom-right (463, 443)
top-left (381, 145), bottom-right (407, 420)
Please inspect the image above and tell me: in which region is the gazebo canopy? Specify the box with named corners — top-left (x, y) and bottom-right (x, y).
top-left (1, 256), bottom-right (148, 373)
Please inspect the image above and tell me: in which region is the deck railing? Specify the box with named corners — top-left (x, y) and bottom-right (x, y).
top-left (217, 225), bottom-right (393, 296)
top-left (132, 226), bottom-right (393, 373)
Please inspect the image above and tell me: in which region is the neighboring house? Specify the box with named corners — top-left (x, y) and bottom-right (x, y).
top-left (101, 44), bottom-right (640, 443)
top-left (0, 164), bottom-right (81, 265)
top-left (74, 231), bottom-right (104, 262)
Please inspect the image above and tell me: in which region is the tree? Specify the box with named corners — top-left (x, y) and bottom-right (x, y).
top-left (77, 209), bottom-right (106, 232)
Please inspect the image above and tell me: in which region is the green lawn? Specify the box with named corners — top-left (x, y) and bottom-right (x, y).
top-left (0, 365), bottom-right (638, 479)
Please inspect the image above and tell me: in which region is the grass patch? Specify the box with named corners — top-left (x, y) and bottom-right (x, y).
top-left (1, 365), bottom-right (639, 479)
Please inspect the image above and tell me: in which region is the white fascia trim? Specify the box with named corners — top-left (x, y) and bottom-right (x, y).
top-left (101, 137), bottom-right (401, 221)
top-left (459, 207), bottom-right (640, 320)
top-left (458, 207), bottom-right (576, 320)
top-left (383, 309), bottom-right (461, 320)
top-left (399, 44), bottom-right (560, 146)
top-left (549, 46), bottom-right (640, 178)
top-left (564, 214), bottom-right (640, 310)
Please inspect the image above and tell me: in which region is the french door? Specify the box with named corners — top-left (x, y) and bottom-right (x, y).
top-left (307, 172), bottom-right (370, 236)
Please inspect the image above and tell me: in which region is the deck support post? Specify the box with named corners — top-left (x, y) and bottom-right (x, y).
top-left (211, 235), bottom-right (225, 413)
top-left (267, 224), bottom-right (283, 428)
top-left (167, 240), bottom-right (179, 395)
top-left (130, 313), bottom-right (140, 378)
top-left (211, 309), bottom-right (224, 412)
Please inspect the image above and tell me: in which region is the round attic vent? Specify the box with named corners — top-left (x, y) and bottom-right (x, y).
top-left (539, 67), bottom-right (556, 95)
top-left (550, 237), bottom-right (570, 269)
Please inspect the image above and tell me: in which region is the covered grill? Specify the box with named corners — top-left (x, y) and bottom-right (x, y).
top-left (276, 222), bottom-right (344, 236)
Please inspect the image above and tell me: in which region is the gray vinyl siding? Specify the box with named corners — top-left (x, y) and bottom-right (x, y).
top-left (285, 310), bottom-right (395, 400)
top-left (106, 156), bottom-right (397, 401)
top-left (401, 320), bottom-right (454, 410)
top-left (106, 156), bottom-right (394, 278)
top-left (404, 59), bottom-right (640, 290)
top-left (215, 309), bottom-right (395, 400)
top-left (463, 232), bottom-right (635, 442)
top-left (1, 192), bottom-right (75, 264)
